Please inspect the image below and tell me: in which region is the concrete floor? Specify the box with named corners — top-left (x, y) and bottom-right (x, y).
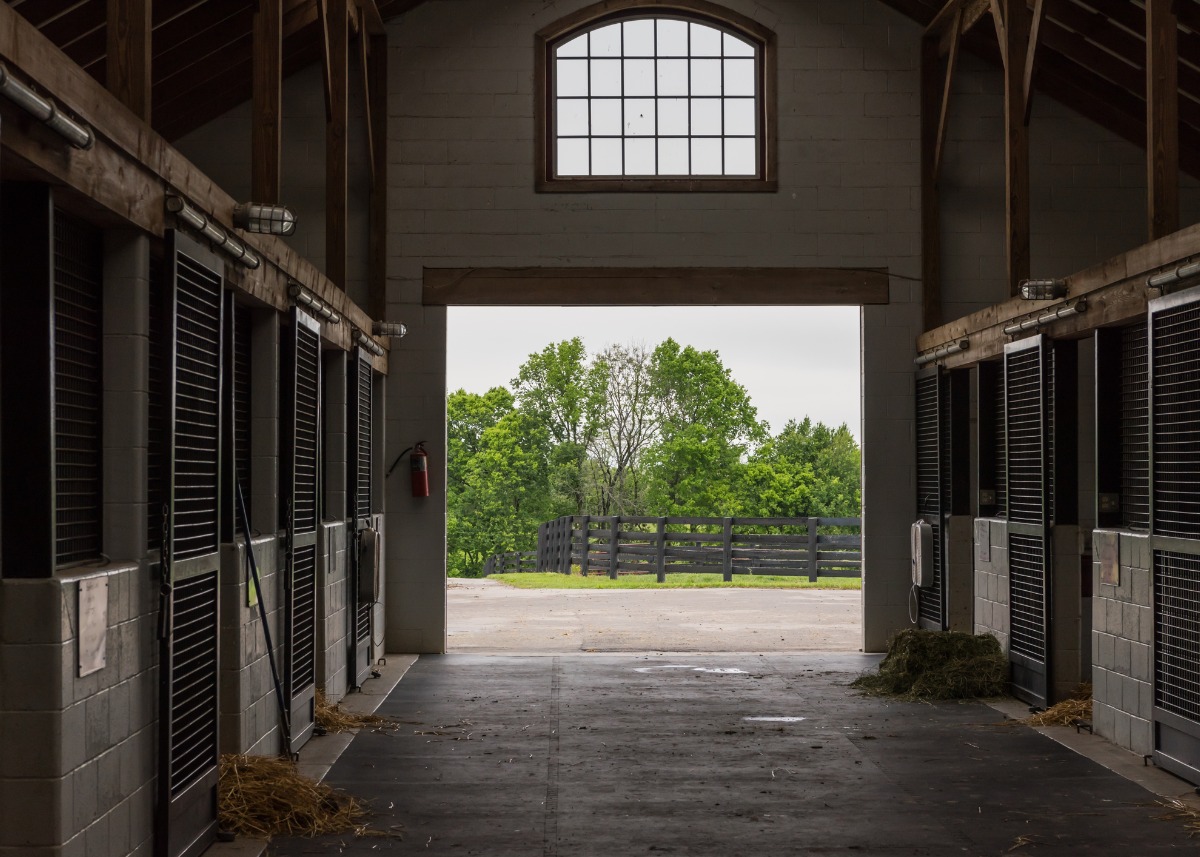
top-left (447, 578), bottom-right (862, 652)
top-left (268, 652), bottom-right (1200, 856)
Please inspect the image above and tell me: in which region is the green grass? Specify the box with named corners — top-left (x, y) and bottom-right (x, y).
top-left (486, 572), bottom-right (861, 590)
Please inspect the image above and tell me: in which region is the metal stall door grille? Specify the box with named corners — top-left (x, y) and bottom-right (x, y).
top-left (232, 301), bottom-right (252, 534)
top-left (168, 570), bottom-right (219, 797)
top-left (1155, 550), bottom-right (1200, 724)
top-left (173, 257), bottom-right (222, 561)
top-left (149, 257), bottom-right (167, 552)
top-left (1009, 533), bottom-right (1047, 663)
top-left (915, 372), bottom-right (944, 628)
top-left (290, 544), bottom-right (318, 694)
top-left (53, 211), bottom-right (103, 566)
top-left (1046, 346), bottom-right (1056, 521)
top-left (293, 324), bottom-right (320, 534)
top-left (1006, 347), bottom-right (1045, 526)
top-left (354, 355), bottom-right (373, 521)
top-left (994, 364), bottom-right (1007, 517)
top-left (1122, 322), bottom-right (1150, 531)
top-left (1152, 301), bottom-right (1200, 538)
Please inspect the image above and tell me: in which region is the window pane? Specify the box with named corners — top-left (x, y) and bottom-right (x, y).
top-left (624, 19), bottom-right (655, 56)
top-left (591, 99), bottom-right (622, 136)
top-left (625, 99), bottom-right (656, 136)
top-left (690, 22), bottom-right (722, 56)
top-left (558, 34), bottom-right (588, 57)
top-left (691, 59), bottom-right (722, 96)
top-left (691, 99), bottom-right (721, 135)
top-left (625, 138), bottom-right (656, 175)
top-left (658, 138), bottom-right (689, 174)
top-left (657, 59), bottom-right (688, 96)
top-left (592, 138), bottom-right (623, 175)
top-left (658, 98), bottom-right (689, 135)
top-left (724, 138), bottom-right (756, 175)
top-left (723, 98), bottom-right (755, 136)
top-left (557, 60), bottom-right (589, 96)
top-left (558, 138), bottom-right (590, 176)
top-left (624, 59), bottom-right (655, 96)
top-left (590, 59), bottom-right (622, 96)
top-left (657, 19), bottom-right (688, 56)
top-left (691, 138), bottom-right (722, 174)
top-left (557, 99), bottom-right (589, 136)
top-left (723, 33), bottom-right (755, 57)
top-left (725, 59), bottom-right (755, 96)
top-left (590, 23), bottom-right (622, 57)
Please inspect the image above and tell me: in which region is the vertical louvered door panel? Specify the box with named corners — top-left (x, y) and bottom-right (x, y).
top-left (221, 295), bottom-right (253, 542)
top-left (283, 309), bottom-right (322, 752)
top-left (915, 367), bottom-right (946, 630)
top-left (1122, 324), bottom-right (1150, 531)
top-left (1005, 336), bottom-right (1052, 708)
top-left (348, 349), bottom-right (374, 687)
top-left (1149, 287), bottom-right (1200, 783)
top-left (157, 232), bottom-right (223, 857)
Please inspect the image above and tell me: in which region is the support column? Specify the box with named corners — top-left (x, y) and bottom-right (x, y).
top-left (324, 0), bottom-right (349, 290)
top-left (106, 0), bottom-right (151, 121)
top-left (1147, 0), bottom-right (1180, 241)
top-left (252, 0), bottom-right (283, 203)
top-left (1002, 0), bottom-right (1031, 297)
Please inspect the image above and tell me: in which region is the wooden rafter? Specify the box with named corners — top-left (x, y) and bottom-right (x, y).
top-left (1022, 0), bottom-right (1045, 124)
top-left (252, 0), bottom-right (283, 203)
top-left (323, 0), bottom-right (349, 290)
top-left (106, 0), bottom-right (151, 120)
top-left (1147, 0), bottom-right (1180, 240)
top-left (933, 8), bottom-right (963, 181)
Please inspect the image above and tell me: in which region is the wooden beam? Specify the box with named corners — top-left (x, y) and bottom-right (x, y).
top-left (358, 0), bottom-right (386, 34)
top-left (367, 32), bottom-right (387, 320)
top-left (1022, 0), bottom-right (1045, 125)
top-left (1147, 0), bottom-right (1180, 240)
top-left (252, 0), bottom-right (283, 203)
top-left (106, 0), bottom-right (152, 121)
top-left (921, 34), bottom-right (943, 331)
top-left (989, 0), bottom-right (1006, 61)
top-left (325, 0), bottom-right (349, 290)
top-left (1002, 0), bottom-right (1031, 297)
top-left (938, 0), bottom-right (991, 54)
top-left (927, 0), bottom-right (969, 36)
top-left (933, 9), bottom-right (963, 183)
top-left (359, 32), bottom-right (375, 183)
top-left (317, 0), bottom-right (334, 118)
top-left (422, 267), bottom-right (892, 307)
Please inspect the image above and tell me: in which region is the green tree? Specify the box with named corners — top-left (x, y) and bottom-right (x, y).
top-left (587, 343), bottom-right (658, 515)
top-left (736, 418), bottom-right (860, 519)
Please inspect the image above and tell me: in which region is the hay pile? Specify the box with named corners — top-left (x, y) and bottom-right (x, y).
top-left (852, 629), bottom-right (1008, 700)
top-left (315, 689), bottom-right (398, 733)
top-left (1021, 684), bottom-right (1092, 726)
top-left (218, 754), bottom-right (383, 839)
top-left (1157, 799), bottom-right (1200, 836)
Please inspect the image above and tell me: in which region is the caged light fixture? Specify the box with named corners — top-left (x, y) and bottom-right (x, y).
top-left (1019, 278), bottom-right (1068, 301)
top-left (287, 282), bottom-right (341, 324)
top-left (165, 196), bottom-right (260, 268)
top-left (372, 322), bottom-right (408, 339)
top-left (233, 203), bottom-right (297, 236)
top-left (0, 63), bottom-right (93, 149)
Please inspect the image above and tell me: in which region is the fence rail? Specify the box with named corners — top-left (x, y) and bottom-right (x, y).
top-left (484, 515), bottom-right (861, 582)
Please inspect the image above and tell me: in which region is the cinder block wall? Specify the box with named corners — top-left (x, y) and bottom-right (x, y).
top-left (319, 522), bottom-right (351, 700)
top-left (974, 519), bottom-right (1010, 650)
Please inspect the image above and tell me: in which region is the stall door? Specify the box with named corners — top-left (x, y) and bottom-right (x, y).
top-left (156, 231), bottom-right (223, 857)
top-left (915, 367), bottom-right (947, 630)
top-left (1005, 336), bottom-right (1052, 707)
top-left (348, 348), bottom-right (375, 687)
top-left (283, 308), bottom-right (322, 753)
top-left (1149, 287), bottom-right (1200, 783)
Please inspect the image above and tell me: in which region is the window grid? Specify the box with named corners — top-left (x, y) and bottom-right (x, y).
top-left (554, 17), bottom-right (759, 179)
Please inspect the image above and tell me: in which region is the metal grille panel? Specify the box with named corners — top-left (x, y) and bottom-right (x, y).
top-left (354, 356), bottom-right (373, 520)
top-left (148, 257), bottom-right (167, 551)
top-left (53, 211), bottom-right (104, 566)
top-left (1007, 347), bottom-right (1045, 525)
top-left (173, 256), bottom-right (222, 560)
top-left (168, 570), bottom-right (219, 798)
top-left (356, 602), bottom-right (371, 643)
top-left (1155, 550), bottom-right (1200, 724)
top-left (1046, 345), bottom-right (1056, 521)
top-left (994, 363), bottom-right (1007, 516)
top-left (290, 544), bottom-right (318, 694)
top-left (232, 301), bottom-right (252, 534)
top-left (293, 325), bottom-right (320, 534)
top-left (1152, 302), bottom-right (1200, 537)
top-left (915, 373), bottom-right (942, 626)
top-left (1009, 533), bottom-right (1047, 662)
top-left (1121, 322), bottom-right (1150, 531)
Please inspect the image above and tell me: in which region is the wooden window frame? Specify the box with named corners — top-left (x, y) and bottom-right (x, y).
top-left (535, 0), bottom-right (778, 193)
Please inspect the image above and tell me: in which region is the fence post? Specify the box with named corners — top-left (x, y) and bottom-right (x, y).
top-left (722, 517), bottom-right (734, 582)
top-left (808, 518), bottom-right (819, 582)
top-left (656, 517), bottom-right (667, 583)
top-left (538, 523), bottom-right (547, 571)
top-left (578, 515), bottom-right (590, 575)
top-left (608, 515), bottom-right (620, 579)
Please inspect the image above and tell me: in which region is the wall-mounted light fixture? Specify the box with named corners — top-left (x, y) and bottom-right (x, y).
top-left (287, 282), bottom-right (341, 324)
top-left (233, 203), bottom-right (297, 236)
top-left (165, 196), bottom-right (260, 269)
top-left (0, 63), bottom-right (93, 150)
top-left (914, 338), bottom-right (969, 367)
top-left (354, 329), bottom-right (385, 357)
top-left (372, 322), bottom-right (408, 339)
top-left (1002, 298), bottom-right (1087, 336)
top-left (1147, 260), bottom-right (1200, 291)
top-left (1019, 278), bottom-right (1068, 301)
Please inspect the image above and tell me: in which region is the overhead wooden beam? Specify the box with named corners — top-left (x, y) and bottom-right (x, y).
top-left (1022, 0), bottom-right (1046, 125)
top-left (1002, 0), bottom-right (1031, 297)
top-left (933, 9), bottom-right (963, 183)
top-left (358, 0), bottom-right (386, 35)
top-left (1147, 0), bottom-right (1180, 241)
top-left (422, 268), bottom-right (892, 307)
top-left (324, 0), bottom-right (350, 290)
top-left (252, 0), bottom-right (283, 202)
top-left (988, 0), bottom-right (1006, 60)
top-left (921, 33), bottom-right (943, 331)
top-left (106, 0), bottom-right (152, 121)
top-left (367, 32), bottom-right (388, 320)
top-left (936, 0), bottom-right (991, 54)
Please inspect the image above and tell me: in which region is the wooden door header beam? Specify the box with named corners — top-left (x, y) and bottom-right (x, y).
top-left (422, 267), bottom-right (891, 306)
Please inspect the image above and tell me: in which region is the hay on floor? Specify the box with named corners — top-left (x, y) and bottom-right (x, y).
top-left (315, 689), bottom-right (398, 733)
top-left (218, 754), bottom-right (391, 839)
top-left (1019, 685), bottom-right (1093, 726)
top-left (851, 629), bottom-right (1008, 700)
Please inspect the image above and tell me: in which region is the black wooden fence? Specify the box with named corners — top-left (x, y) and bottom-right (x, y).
top-left (483, 516), bottom-right (861, 581)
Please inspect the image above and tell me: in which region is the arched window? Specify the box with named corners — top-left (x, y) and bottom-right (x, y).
top-left (536, 0), bottom-right (776, 191)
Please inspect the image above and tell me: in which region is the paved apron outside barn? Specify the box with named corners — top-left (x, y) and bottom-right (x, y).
top-left (268, 652), bottom-right (1198, 856)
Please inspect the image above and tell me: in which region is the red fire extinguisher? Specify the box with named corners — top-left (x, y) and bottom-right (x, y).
top-left (410, 442), bottom-right (429, 498)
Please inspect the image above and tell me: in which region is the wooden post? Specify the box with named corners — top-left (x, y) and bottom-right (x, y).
top-left (324, 0), bottom-right (349, 290)
top-left (609, 516), bottom-right (620, 580)
top-left (252, 0), bottom-right (283, 203)
top-left (808, 518), bottom-right (820, 583)
top-left (106, 0), bottom-right (152, 122)
top-left (656, 517), bottom-right (667, 583)
top-left (578, 515), bottom-right (590, 575)
top-left (1147, 0), bottom-right (1180, 241)
top-left (537, 522), bottom-right (547, 571)
top-left (920, 33), bottom-right (942, 331)
top-left (1001, 0), bottom-right (1031, 297)
top-left (722, 518), bottom-right (734, 582)
top-left (367, 32), bottom-right (388, 319)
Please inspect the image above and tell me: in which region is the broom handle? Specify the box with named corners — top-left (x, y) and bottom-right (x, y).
top-left (237, 479), bottom-right (293, 754)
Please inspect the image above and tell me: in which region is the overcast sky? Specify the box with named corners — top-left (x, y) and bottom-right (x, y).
top-left (447, 307), bottom-right (862, 440)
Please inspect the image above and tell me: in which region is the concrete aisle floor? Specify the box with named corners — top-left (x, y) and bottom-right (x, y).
top-left (268, 653), bottom-right (1197, 856)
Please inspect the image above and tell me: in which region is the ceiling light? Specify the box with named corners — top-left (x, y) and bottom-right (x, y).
top-left (1019, 279), bottom-right (1067, 301)
top-left (234, 203), bottom-right (297, 236)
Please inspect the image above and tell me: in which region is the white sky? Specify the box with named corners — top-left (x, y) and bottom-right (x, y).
top-left (447, 307), bottom-right (862, 440)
